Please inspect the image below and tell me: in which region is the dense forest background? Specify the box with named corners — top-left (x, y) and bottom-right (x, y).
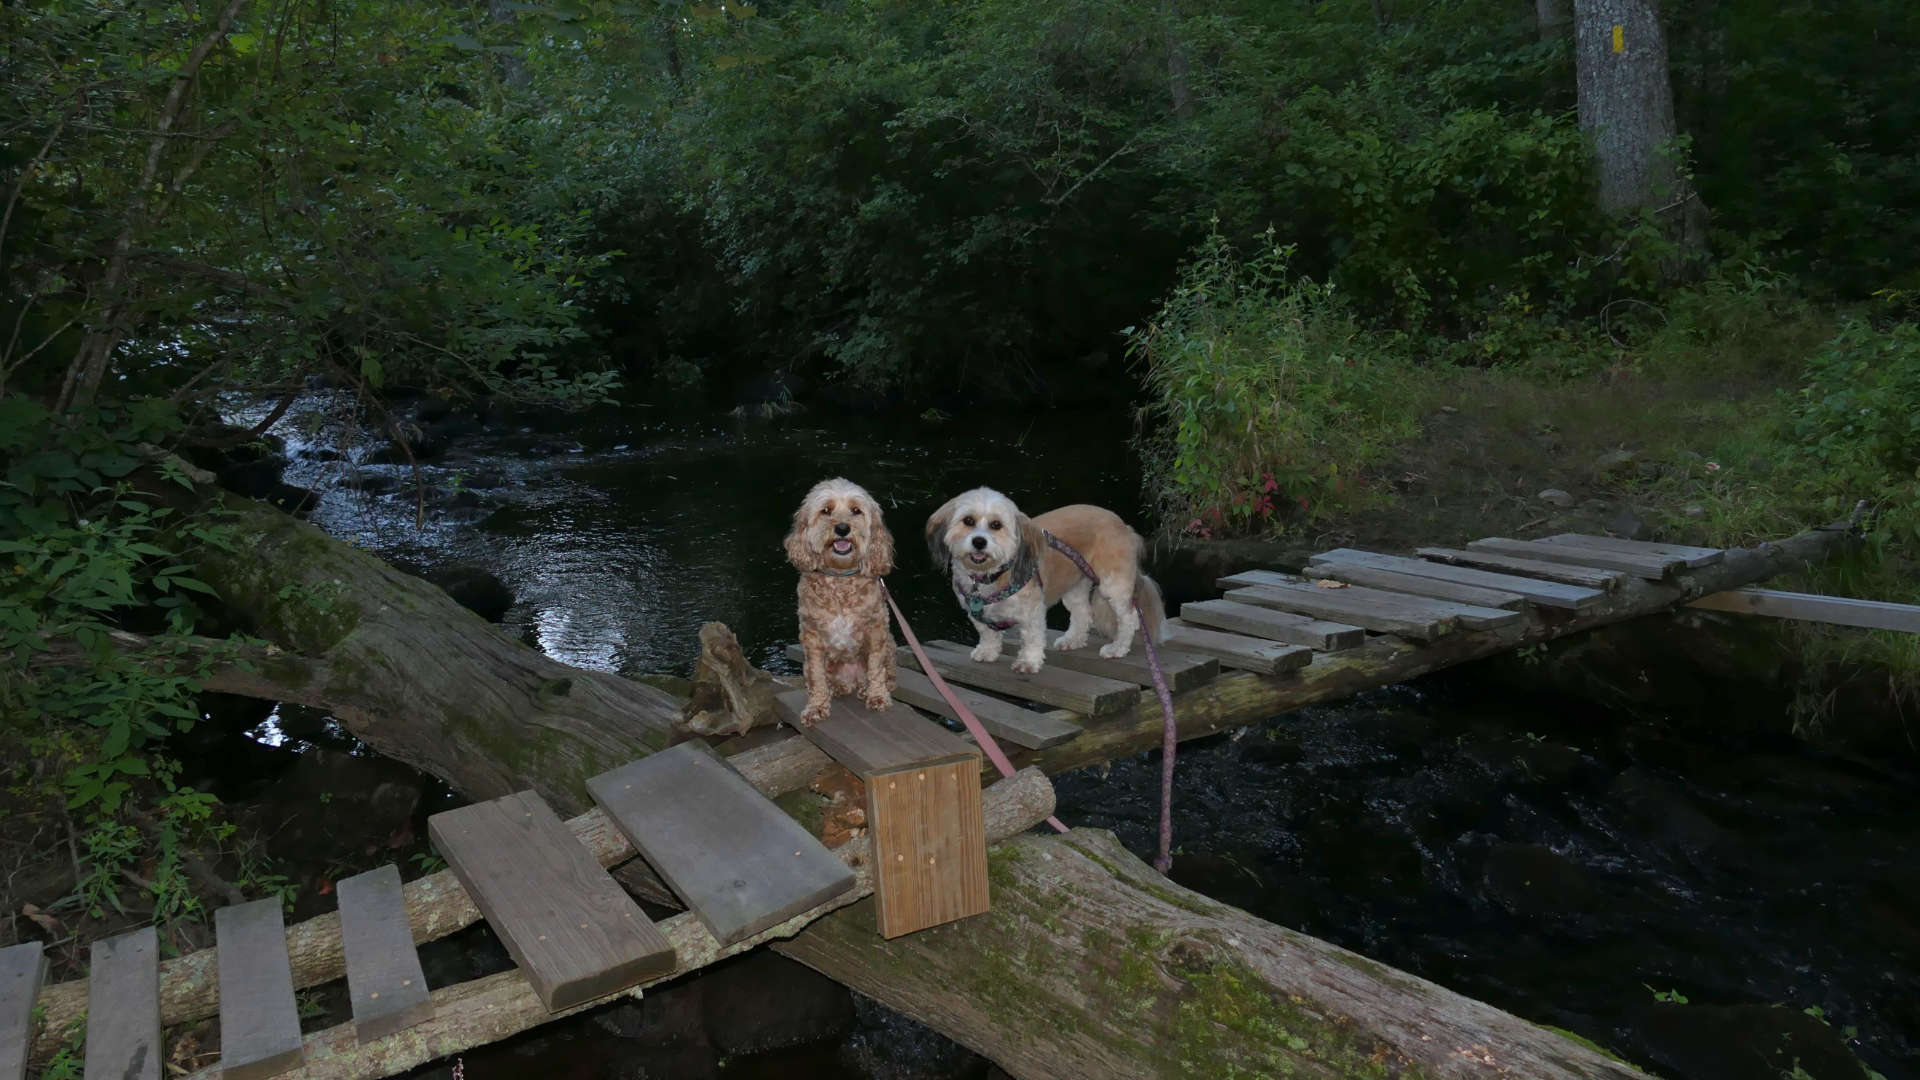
top-left (3, 3), bottom-right (1919, 1056)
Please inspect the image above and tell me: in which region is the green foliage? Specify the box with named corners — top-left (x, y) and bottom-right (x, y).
top-left (1129, 226), bottom-right (1427, 535)
top-left (1791, 320), bottom-right (1920, 506)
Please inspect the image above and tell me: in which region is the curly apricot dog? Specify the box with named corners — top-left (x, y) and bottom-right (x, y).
top-left (784, 478), bottom-right (897, 727)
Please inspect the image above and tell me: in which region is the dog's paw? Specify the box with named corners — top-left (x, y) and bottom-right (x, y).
top-left (1097, 640), bottom-right (1133, 659)
top-left (970, 641), bottom-right (1002, 663)
top-left (1011, 654), bottom-right (1045, 675)
top-left (800, 702), bottom-right (830, 728)
top-left (862, 690), bottom-right (892, 711)
top-left (1053, 631), bottom-right (1089, 651)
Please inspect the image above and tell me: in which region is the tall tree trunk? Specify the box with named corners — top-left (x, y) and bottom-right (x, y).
top-left (1536, 0), bottom-right (1570, 41)
top-left (1571, 0), bottom-right (1706, 266)
top-left (1163, 1), bottom-right (1193, 120)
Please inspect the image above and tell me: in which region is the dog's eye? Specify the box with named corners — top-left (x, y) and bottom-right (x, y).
top-left (961, 516), bottom-right (975, 527)
top-left (819, 507), bottom-right (831, 516)
top-left (988, 520), bottom-right (1002, 530)
top-left (851, 505), bottom-right (862, 515)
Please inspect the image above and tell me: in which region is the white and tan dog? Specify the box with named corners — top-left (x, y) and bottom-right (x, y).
top-left (925, 487), bottom-right (1165, 674)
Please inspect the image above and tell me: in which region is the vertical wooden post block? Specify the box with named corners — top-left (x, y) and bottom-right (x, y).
top-left (867, 757), bottom-right (989, 939)
top-left (775, 691), bottom-right (990, 939)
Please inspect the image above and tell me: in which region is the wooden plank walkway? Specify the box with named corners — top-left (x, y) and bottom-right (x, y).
top-left (1689, 587), bottom-right (1920, 633)
top-left (337, 865), bottom-right (435, 1043)
top-left (588, 743), bottom-right (856, 945)
top-left (1295, 564), bottom-right (1528, 610)
top-left (1004, 630), bottom-right (1220, 693)
top-left (1415, 546), bottom-right (1628, 590)
top-left (1538, 533), bottom-right (1723, 568)
top-left (1161, 620), bottom-right (1313, 674)
top-left (85, 927), bottom-right (160, 1080)
top-left (429, 791), bottom-right (676, 1010)
top-left (780, 644), bottom-right (1084, 749)
top-left (773, 691), bottom-right (976, 773)
top-left (1464, 537), bottom-right (1678, 579)
top-left (215, 899), bottom-right (305, 1080)
top-left (1309, 549), bottom-right (1606, 610)
top-left (1179, 599), bottom-right (1366, 651)
top-left (899, 642), bottom-right (1141, 717)
top-left (0, 944), bottom-right (44, 1080)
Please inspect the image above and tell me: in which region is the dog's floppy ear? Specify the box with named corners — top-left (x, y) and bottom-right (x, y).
top-left (783, 498), bottom-right (818, 572)
top-left (863, 496), bottom-right (895, 576)
top-left (924, 495), bottom-right (959, 570)
top-left (1009, 512), bottom-right (1046, 586)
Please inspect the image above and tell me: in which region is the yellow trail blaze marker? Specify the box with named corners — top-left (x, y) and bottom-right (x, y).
top-left (1612, 24), bottom-right (1624, 52)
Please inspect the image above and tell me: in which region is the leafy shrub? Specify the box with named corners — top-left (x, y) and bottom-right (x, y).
top-left (1129, 226), bottom-right (1428, 536)
top-left (1791, 320), bottom-right (1920, 534)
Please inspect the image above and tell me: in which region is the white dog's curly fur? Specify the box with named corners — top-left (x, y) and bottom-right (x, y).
top-left (785, 477), bottom-right (896, 727)
top-left (925, 487), bottom-right (1165, 675)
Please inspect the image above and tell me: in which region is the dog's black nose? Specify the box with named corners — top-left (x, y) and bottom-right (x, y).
top-left (834, 522), bottom-right (851, 537)
top-left (970, 535), bottom-right (988, 550)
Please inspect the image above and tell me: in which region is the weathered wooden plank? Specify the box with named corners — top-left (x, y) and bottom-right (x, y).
top-left (999, 630), bottom-right (1219, 693)
top-left (897, 642), bottom-right (1142, 717)
top-left (1226, 581), bottom-right (1522, 637)
top-left (781, 645), bottom-right (1082, 750)
top-left (0, 943), bottom-right (45, 1080)
top-left (1308, 549), bottom-right (1607, 611)
top-left (1300, 563), bottom-right (1528, 610)
top-left (1178, 599), bottom-right (1367, 651)
top-left (1465, 537), bottom-right (1678, 578)
top-left (428, 792), bottom-right (676, 1011)
top-left (337, 866), bottom-right (435, 1044)
top-left (587, 744), bottom-right (857, 946)
top-left (1539, 533), bottom-right (1723, 568)
top-left (215, 898), bottom-right (306, 1080)
top-left (1160, 620), bottom-right (1314, 674)
top-left (84, 927), bottom-right (160, 1080)
top-left (1688, 587), bottom-right (1920, 633)
top-left (1414, 547), bottom-right (1628, 590)
top-left (773, 691), bottom-right (979, 774)
top-left (868, 757), bottom-right (990, 938)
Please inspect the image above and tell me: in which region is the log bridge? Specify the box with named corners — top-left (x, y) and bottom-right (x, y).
top-left (1, 525), bottom-right (1866, 1080)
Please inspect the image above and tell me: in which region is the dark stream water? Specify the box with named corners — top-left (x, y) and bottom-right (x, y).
top-left (197, 393), bottom-right (1916, 1080)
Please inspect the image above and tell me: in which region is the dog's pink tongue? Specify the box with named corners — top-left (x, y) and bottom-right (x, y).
top-left (832, 539), bottom-right (854, 554)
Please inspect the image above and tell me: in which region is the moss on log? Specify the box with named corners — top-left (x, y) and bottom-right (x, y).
top-left (776, 829), bottom-right (1642, 1079)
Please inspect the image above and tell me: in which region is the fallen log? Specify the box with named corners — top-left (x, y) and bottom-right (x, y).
top-left (191, 495), bottom-right (685, 813)
top-left (28, 737), bottom-right (833, 1057)
top-left (776, 828), bottom-right (1642, 1079)
top-left (176, 768), bottom-right (1057, 1080)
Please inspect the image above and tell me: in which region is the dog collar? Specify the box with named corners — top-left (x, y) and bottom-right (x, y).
top-left (809, 568), bottom-right (869, 578)
top-left (951, 558), bottom-right (1039, 628)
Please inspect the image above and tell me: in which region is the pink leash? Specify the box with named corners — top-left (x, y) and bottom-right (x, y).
top-left (881, 581), bottom-right (1069, 835)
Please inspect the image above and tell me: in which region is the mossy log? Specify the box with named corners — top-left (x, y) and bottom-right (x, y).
top-left (192, 495), bottom-right (685, 813)
top-left (777, 828), bottom-right (1641, 1079)
top-left (172, 768), bottom-right (1057, 1080)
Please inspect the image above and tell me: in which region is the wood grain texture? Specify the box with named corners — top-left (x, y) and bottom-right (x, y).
top-left (1160, 620), bottom-right (1314, 674)
top-left (1297, 564), bottom-right (1528, 610)
top-left (1538, 532), bottom-right (1722, 567)
top-left (867, 759), bottom-right (989, 938)
top-left (782, 645), bottom-right (1084, 749)
top-left (84, 927), bottom-right (160, 1080)
top-left (428, 791), bottom-right (675, 1010)
top-left (1688, 587), bottom-right (1920, 633)
top-left (586, 743), bottom-right (856, 945)
top-left (898, 642), bottom-right (1142, 717)
top-left (0, 943), bottom-right (44, 1080)
top-left (1414, 546), bottom-right (1628, 589)
top-left (1177, 599), bottom-right (1366, 651)
top-left (1000, 631), bottom-right (1219, 693)
top-left (1307, 549), bottom-right (1606, 610)
top-left (216, 899), bottom-right (305, 1079)
top-left (1226, 581), bottom-right (1523, 636)
top-left (773, 691), bottom-right (979, 775)
top-left (1464, 536), bottom-right (1677, 578)
top-left (337, 866), bottom-right (435, 1044)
